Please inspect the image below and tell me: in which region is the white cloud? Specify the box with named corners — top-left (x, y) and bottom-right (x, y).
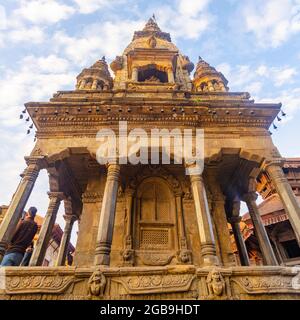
top-left (155, 0), bottom-right (214, 40)
top-left (13, 0), bottom-right (75, 25)
top-left (53, 19), bottom-right (144, 65)
top-left (260, 87), bottom-right (300, 116)
top-left (0, 5), bottom-right (7, 30)
top-left (73, 0), bottom-right (111, 14)
top-left (217, 63), bottom-right (298, 91)
top-left (178, 0), bottom-right (211, 17)
top-left (239, 0), bottom-right (300, 47)
top-left (0, 55), bottom-right (75, 126)
top-left (22, 54), bottom-right (70, 73)
top-left (8, 26), bottom-right (45, 44)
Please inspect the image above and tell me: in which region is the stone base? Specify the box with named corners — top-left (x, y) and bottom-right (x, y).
top-left (0, 265), bottom-right (300, 300)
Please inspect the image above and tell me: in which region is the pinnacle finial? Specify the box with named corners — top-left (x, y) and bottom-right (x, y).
top-left (101, 56), bottom-right (106, 62)
top-left (152, 13), bottom-right (156, 21)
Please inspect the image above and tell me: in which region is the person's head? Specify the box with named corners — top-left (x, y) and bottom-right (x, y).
top-left (25, 207), bottom-right (37, 220)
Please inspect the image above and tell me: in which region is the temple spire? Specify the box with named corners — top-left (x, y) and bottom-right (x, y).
top-left (143, 16), bottom-right (161, 32)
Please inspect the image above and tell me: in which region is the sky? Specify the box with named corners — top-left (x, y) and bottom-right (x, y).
top-left (0, 0), bottom-right (300, 244)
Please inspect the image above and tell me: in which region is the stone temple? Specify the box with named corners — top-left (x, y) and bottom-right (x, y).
top-left (0, 17), bottom-right (300, 300)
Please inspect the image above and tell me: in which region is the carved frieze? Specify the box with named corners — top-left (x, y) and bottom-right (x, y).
top-left (232, 275), bottom-right (300, 294)
top-left (113, 274), bottom-right (195, 294)
top-left (82, 192), bottom-right (103, 203)
top-left (137, 251), bottom-right (175, 266)
top-left (5, 275), bottom-right (76, 295)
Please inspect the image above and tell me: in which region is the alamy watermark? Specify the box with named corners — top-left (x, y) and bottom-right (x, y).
top-left (95, 121), bottom-right (204, 175)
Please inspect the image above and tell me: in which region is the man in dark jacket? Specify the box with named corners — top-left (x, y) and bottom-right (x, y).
top-left (1, 207), bottom-right (38, 266)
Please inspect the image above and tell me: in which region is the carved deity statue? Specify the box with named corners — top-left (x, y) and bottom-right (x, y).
top-left (88, 270), bottom-right (107, 298)
top-left (206, 269), bottom-right (225, 297)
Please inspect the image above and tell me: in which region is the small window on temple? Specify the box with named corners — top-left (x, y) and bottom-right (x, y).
top-left (281, 239), bottom-right (300, 258)
top-left (138, 67), bottom-right (168, 83)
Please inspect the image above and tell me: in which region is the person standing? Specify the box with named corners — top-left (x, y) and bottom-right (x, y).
top-left (1, 207), bottom-right (38, 266)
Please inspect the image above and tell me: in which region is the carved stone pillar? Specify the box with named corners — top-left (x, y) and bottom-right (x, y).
top-left (94, 164), bottom-right (120, 266)
top-left (175, 192), bottom-right (191, 263)
top-left (208, 81), bottom-right (214, 91)
top-left (122, 188), bottom-right (134, 266)
top-left (79, 79), bottom-right (86, 89)
top-left (265, 161), bottom-right (300, 244)
top-left (30, 192), bottom-right (64, 266)
top-left (243, 192), bottom-right (278, 265)
top-left (0, 157), bottom-right (43, 260)
top-left (132, 67), bottom-right (138, 82)
top-left (228, 215), bottom-right (250, 266)
top-left (91, 79), bottom-right (98, 90)
top-left (190, 174), bottom-right (219, 266)
top-left (56, 214), bottom-right (76, 266)
top-left (167, 68), bottom-right (175, 83)
top-left (206, 171), bottom-right (235, 266)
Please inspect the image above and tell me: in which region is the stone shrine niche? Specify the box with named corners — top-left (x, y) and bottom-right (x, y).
top-left (134, 177), bottom-right (178, 266)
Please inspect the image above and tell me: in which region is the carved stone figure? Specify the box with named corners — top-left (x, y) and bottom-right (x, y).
top-left (206, 269), bottom-right (225, 297)
top-left (88, 270), bottom-right (107, 298)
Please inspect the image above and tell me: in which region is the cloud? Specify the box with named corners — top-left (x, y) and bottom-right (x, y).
top-left (22, 54), bottom-right (70, 73)
top-left (217, 63), bottom-right (298, 91)
top-left (0, 54), bottom-right (75, 126)
top-left (8, 26), bottom-right (45, 44)
top-left (260, 87), bottom-right (300, 117)
top-left (238, 0), bottom-right (300, 47)
top-left (73, 0), bottom-right (112, 14)
top-left (155, 0), bottom-right (214, 40)
top-left (13, 0), bottom-right (75, 25)
top-left (53, 19), bottom-right (144, 65)
top-left (0, 5), bottom-right (7, 30)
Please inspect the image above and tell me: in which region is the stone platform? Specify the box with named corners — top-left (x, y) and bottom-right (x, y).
top-left (1, 266), bottom-right (300, 300)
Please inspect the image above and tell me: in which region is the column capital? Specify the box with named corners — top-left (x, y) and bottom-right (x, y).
top-left (228, 216), bottom-right (242, 224)
top-left (262, 158), bottom-right (285, 171)
top-left (125, 187), bottom-right (135, 197)
top-left (189, 174), bottom-right (204, 184)
top-left (63, 214), bottom-right (77, 224)
top-left (242, 191), bottom-right (258, 202)
top-left (47, 191), bottom-right (65, 201)
top-left (25, 155), bottom-right (47, 168)
top-left (106, 163), bottom-right (120, 181)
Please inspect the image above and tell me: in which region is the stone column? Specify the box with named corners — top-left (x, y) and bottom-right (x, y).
top-left (243, 192), bottom-right (278, 265)
top-left (190, 174), bottom-right (219, 266)
top-left (132, 67), bottom-right (138, 82)
top-left (0, 157), bottom-right (43, 260)
top-left (228, 216), bottom-right (250, 266)
top-left (208, 81), bottom-right (214, 91)
top-left (94, 164), bottom-right (120, 266)
top-left (91, 79), bottom-right (98, 90)
top-left (265, 161), bottom-right (300, 244)
top-left (167, 68), bottom-right (175, 83)
top-left (55, 214), bottom-right (76, 266)
top-left (30, 192), bottom-right (64, 266)
top-left (122, 188), bottom-right (134, 265)
top-left (79, 79), bottom-right (87, 89)
top-left (206, 171), bottom-right (235, 266)
top-left (175, 192), bottom-right (191, 263)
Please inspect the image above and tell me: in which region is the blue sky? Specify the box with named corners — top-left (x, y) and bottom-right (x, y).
top-left (0, 0), bottom-right (300, 240)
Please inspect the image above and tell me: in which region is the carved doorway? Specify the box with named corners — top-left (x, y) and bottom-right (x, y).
top-left (134, 177), bottom-right (178, 266)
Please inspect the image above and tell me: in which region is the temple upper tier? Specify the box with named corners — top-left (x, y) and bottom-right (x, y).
top-left (75, 17), bottom-right (228, 92)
